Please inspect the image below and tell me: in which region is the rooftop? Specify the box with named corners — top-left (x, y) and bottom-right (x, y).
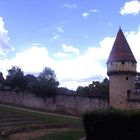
top-left (107, 28), bottom-right (137, 64)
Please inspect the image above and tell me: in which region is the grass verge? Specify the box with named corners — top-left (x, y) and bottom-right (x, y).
top-left (31, 129), bottom-right (85, 140)
top-left (0, 104), bottom-right (84, 140)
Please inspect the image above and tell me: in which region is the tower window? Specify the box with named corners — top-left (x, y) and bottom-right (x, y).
top-left (126, 77), bottom-right (128, 80)
top-left (122, 61), bottom-right (124, 65)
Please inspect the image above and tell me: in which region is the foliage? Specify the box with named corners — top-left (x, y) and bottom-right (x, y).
top-left (3, 66), bottom-right (59, 99)
top-left (56, 87), bottom-right (76, 95)
top-left (76, 78), bottom-right (109, 97)
top-left (35, 67), bottom-right (59, 98)
top-left (5, 66), bottom-right (26, 90)
top-left (2, 65), bottom-right (109, 99)
top-left (83, 109), bottom-right (140, 140)
top-left (24, 74), bottom-right (38, 92)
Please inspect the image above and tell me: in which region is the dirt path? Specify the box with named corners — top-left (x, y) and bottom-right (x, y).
top-left (0, 104), bottom-right (80, 119)
top-left (9, 128), bottom-right (69, 140)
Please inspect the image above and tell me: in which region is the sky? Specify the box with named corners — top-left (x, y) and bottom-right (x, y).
top-left (0, 0), bottom-right (140, 90)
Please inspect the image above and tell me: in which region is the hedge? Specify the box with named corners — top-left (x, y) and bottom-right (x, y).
top-left (83, 109), bottom-right (140, 140)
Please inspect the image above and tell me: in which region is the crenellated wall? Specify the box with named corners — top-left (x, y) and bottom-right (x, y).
top-left (107, 62), bottom-right (136, 73)
top-left (0, 91), bottom-right (109, 115)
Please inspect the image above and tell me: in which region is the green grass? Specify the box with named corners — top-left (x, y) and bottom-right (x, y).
top-left (0, 105), bottom-right (83, 128)
top-left (32, 129), bottom-right (85, 140)
top-left (0, 104), bottom-right (85, 140)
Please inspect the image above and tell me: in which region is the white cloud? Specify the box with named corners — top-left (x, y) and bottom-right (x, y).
top-left (51, 27), bottom-right (64, 41)
top-left (57, 27), bottom-right (64, 33)
top-left (54, 26), bottom-right (140, 89)
top-left (11, 46), bottom-right (53, 73)
top-left (83, 8), bottom-right (100, 18)
top-left (53, 43), bottom-right (80, 58)
top-left (126, 26), bottom-right (140, 64)
top-left (63, 3), bottom-right (76, 8)
top-left (82, 12), bottom-right (89, 18)
top-left (1, 26), bottom-right (140, 90)
top-left (62, 43), bottom-right (80, 54)
top-left (120, 0), bottom-right (140, 15)
top-left (0, 44), bottom-right (54, 76)
top-left (53, 52), bottom-right (70, 58)
top-left (0, 17), bottom-right (14, 58)
top-left (90, 9), bottom-right (100, 13)
top-left (52, 33), bottom-right (60, 40)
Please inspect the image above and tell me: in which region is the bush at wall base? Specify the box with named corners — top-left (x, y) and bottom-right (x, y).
top-left (83, 109), bottom-right (140, 140)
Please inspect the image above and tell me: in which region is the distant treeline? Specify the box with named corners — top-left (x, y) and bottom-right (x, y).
top-left (0, 66), bottom-right (109, 99)
top-left (76, 78), bottom-right (109, 98)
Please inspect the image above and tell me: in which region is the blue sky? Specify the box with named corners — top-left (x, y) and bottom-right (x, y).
top-left (0, 0), bottom-right (140, 89)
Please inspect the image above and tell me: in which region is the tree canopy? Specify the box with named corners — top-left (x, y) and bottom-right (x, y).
top-left (35, 67), bottom-right (59, 98)
top-left (5, 66), bottom-right (26, 90)
top-left (4, 66), bottom-right (59, 99)
top-left (76, 78), bottom-right (109, 98)
top-left (0, 65), bottom-right (109, 99)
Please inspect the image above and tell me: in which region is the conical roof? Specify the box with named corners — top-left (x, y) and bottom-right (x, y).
top-left (107, 28), bottom-right (137, 64)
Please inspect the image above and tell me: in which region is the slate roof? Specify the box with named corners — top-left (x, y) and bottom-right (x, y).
top-left (107, 28), bottom-right (137, 64)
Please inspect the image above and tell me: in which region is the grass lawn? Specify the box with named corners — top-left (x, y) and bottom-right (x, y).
top-left (32, 129), bottom-right (85, 140)
top-left (0, 104), bottom-right (85, 140)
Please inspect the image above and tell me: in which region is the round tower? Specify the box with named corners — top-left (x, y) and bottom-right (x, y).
top-left (107, 28), bottom-right (137, 109)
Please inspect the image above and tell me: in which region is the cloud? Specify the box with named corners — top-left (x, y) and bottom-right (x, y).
top-left (0, 44), bottom-right (53, 76)
top-left (63, 3), bottom-right (76, 8)
top-left (0, 17), bottom-right (14, 58)
top-left (53, 43), bottom-right (80, 58)
top-left (82, 12), bottom-right (89, 18)
top-left (51, 26), bottom-right (64, 41)
top-left (53, 52), bottom-right (70, 58)
top-left (120, 0), bottom-right (140, 15)
top-left (82, 9), bottom-right (100, 18)
top-left (52, 33), bottom-right (60, 40)
top-left (1, 26), bottom-right (140, 90)
top-left (126, 26), bottom-right (140, 63)
top-left (57, 27), bottom-right (64, 33)
top-left (89, 9), bottom-right (100, 13)
top-left (62, 44), bottom-right (80, 54)
top-left (54, 26), bottom-right (140, 89)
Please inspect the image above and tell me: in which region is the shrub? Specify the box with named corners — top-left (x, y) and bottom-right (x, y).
top-left (83, 109), bottom-right (140, 140)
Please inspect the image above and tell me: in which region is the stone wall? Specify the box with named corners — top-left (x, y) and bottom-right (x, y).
top-left (0, 91), bottom-right (109, 115)
top-left (127, 90), bottom-right (140, 109)
top-left (107, 62), bottom-right (136, 73)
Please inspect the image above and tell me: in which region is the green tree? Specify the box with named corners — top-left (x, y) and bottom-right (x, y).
top-left (36, 67), bottom-right (59, 99)
top-left (24, 74), bottom-right (38, 92)
top-left (6, 66), bottom-right (26, 90)
top-left (76, 86), bottom-right (85, 94)
top-left (76, 78), bottom-right (109, 97)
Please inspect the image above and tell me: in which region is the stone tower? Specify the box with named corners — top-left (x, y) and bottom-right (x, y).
top-left (107, 28), bottom-right (137, 109)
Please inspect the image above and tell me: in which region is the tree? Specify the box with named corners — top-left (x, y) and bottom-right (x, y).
top-left (76, 78), bottom-right (109, 98)
top-left (5, 66), bottom-right (26, 90)
top-left (36, 67), bottom-right (59, 99)
top-left (24, 74), bottom-right (38, 92)
top-left (0, 72), bottom-right (5, 89)
top-left (76, 86), bottom-right (85, 94)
